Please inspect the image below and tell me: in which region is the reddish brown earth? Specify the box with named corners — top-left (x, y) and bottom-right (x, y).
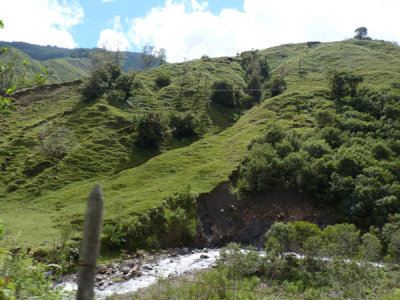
top-left (196, 181), bottom-right (333, 247)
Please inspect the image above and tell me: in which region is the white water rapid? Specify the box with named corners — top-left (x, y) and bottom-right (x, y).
top-left (62, 249), bottom-right (220, 299)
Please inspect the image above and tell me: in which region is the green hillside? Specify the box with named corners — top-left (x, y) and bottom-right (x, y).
top-left (1, 38), bottom-right (400, 249)
top-left (0, 46), bottom-right (91, 85)
top-left (0, 41), bottom-right (151, 71)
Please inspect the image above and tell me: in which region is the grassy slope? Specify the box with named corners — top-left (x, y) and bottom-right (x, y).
top-left (2, 47), bottom-right (90, 85)
top-left (1, 39), bottom-right (400, 246)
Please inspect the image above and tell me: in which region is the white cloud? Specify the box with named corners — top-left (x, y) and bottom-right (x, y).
top-left (97, 29), bottom-right (131, 51)
top-left (102, 0), bottom-right (117, 2)
top-left (127, 0), bottom-right (400, 62)
top-left (97, 16), bottom-right (131, 51)
top-left (0, 0), bottom-right (83, 48)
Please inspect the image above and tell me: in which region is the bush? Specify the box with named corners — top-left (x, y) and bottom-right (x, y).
top-left (114, 73), bottom-right (134, 95)
top-left (155, 72), bottom-right (171, 88)
top-left (81, 70), bottom-right (110, 100)
top-left (38, 124), bottom-right (75, 159)
top-left (106, 90), bottom-right (128, 108)
top-left (211, 80), bottom-right (235, 107)
top-left (169, 111), bottom-right (199, 137)
top-left (268, 76), bottom-right (286, 97)
top-left (246, 76), bottom-right (262, 103)
top-left (81, 54), bottom-right (122, 100)
top-left (323, 224), bottom-right (360, 258)
top-left (136, 111), bottom-right (170, 148)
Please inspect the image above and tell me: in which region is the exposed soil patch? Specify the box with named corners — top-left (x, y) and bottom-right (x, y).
top-left (196, 182), bottom-right (334, 247)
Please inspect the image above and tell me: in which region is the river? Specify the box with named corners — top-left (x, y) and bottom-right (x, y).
top-left (61, 248), bottom-right (220, 299)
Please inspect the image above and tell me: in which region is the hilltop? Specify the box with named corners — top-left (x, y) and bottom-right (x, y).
top-left (0, 41), bottom-right (153, 72)
top-left (1, 38), bottom-right (400, 251)
top-left (0, 42), bottom-right (153, 88)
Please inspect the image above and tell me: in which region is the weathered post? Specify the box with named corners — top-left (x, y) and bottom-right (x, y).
top-left (76, 184), bottom-right (104, 300)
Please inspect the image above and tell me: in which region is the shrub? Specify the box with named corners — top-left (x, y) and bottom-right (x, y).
top-left (169, 111), bottom-right (199, 137)
top-left (265, 222), bottom-right (293, 253)
top-left (359, 232), bottom-right (382, 261)
top-left (246, 76), bottom-right (262, 103)
top-left (81, 70), bottom-right (109, 100)
top-left (136, 111), bottom-right (170, 148)
top-left (155, 72), bottom-right (171, 88)
top-left (81, 54), bottom-right (122, 100)
top-left (114, 73), bottom-right (134, 95)
top-left (38, 124), bottom-right (75, 159)
top-left (268, 75), bottom-right (286, 97)
top-left (300, 139), bottom-right (332, 159)
top-left (323, 223), bottom-right (360, 258)
top-left (292, 221), bottom-right (322, 250)
top-left (201, 54), bottom-right (211, 61)
top-left (211, 80), bottom-right (235, 107)
top-left (106, 90), bottom-right (128, 108)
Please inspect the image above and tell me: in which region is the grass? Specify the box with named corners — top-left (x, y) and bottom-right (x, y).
top-left (1, 38), bottom-right (400, 247)
top-left (2, 46), bottom-right (90, 85)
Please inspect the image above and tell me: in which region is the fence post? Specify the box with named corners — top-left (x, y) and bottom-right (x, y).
top-left (76, 184), bottom-right (104, 300)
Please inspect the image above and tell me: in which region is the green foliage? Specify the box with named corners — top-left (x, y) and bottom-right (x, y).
top-left (81, 50), bottom-right (122, 100)
top-left (268, 75), bottom-right (286, 97)
top-left (327, 70), bottom-right (363, 101)
top-left (0, 250), bottom-right (68, 299)
top-left (134, 240), bottom-right (400, 300)
top-left (382, 214), bottom-right (400, 262)
top-left (211, 80), bottom-right (235, 107)
top-left (323, 224), bottom-right (360, 258)
top-left (169, 111), bottom-right (199, 137)
top-left (37, 124), bottom-right (75, 159)
top-left (359, 232), bottom-right (382, 261)
top-left (218, 243), bottom-right (264, 279)
top-left (0, 220), bottom-right (68, 299)
top-left (239, 83), bottom-right (400, 229)
top-left (4, 36), bottom-right (400, 252)
top-left (0, 21), bottom-right (48, 115)
top-left (155, 72), bottom-right (171, 88)
top-left (102, 187), bottom-right (197, 251)
top-left (354, 27), bottom-right (370, 40)
top-left (265, 222), bottom-right (293, 253)
top-left (136, 111), bottom-right (170, 148)
top-left (246, 76), bottom-right (262, 103)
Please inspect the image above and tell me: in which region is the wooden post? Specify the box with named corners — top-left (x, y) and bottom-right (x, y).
top-left (76, 184), bottom-right (104, 300)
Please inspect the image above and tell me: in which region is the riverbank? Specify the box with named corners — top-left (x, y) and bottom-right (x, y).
top-left (61, 248), bottom-right (220, 299)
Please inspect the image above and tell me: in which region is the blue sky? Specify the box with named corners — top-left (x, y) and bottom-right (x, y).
top-left (1, 0), bottom-right (400, 62)
top-left (71, 0), bottom-right (244, 51)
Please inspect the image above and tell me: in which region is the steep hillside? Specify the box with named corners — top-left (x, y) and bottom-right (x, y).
top-left (1, 38), bottom-right (400, 248)
top-left (0, 41), bottom-right (150, 71)
top-left (0, 46), bottom-right (91, 85)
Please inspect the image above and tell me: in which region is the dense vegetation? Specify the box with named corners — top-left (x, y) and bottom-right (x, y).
top-left (238, 85), bottom-right (400, 230)
top-left (2, 35), bottom-right (400, 298)
top-left (128, 223), bottom-right (400, 299)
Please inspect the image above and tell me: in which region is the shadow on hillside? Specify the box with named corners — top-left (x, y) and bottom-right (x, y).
top-left (207, 102), bottom-right (238, 132)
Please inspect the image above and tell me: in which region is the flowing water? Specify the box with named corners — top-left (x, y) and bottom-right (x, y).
top-left (62, 249), bottom-right (220, 299)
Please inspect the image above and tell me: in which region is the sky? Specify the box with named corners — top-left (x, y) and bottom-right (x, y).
top-left (1, 0), bottom-right (400, 62)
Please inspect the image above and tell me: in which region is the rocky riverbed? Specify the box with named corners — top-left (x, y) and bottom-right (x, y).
top-left (61, 248), bottom-right (220, 299)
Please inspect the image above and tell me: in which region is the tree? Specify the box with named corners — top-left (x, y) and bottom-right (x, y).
top-left (0, 20), bottom-right (48, 115)
top-left (210, 80), bottom-right (235, 107)
top-left (158, 48), bottom-right (167, 65)
top-left (327, 70), bottom-right (347, 101)
top-left (345, 73), bottom-right (363, 99)
top-left (268, 75), bottom-right (286, 97)
top-left (81, 49), bottom-right (123, 100)
top-left (140, 46), bottom-right (161, 70)
top-left (136, 111), bottom-right (170, 148)
top-left (354, 27), bottom-right (370, 40)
